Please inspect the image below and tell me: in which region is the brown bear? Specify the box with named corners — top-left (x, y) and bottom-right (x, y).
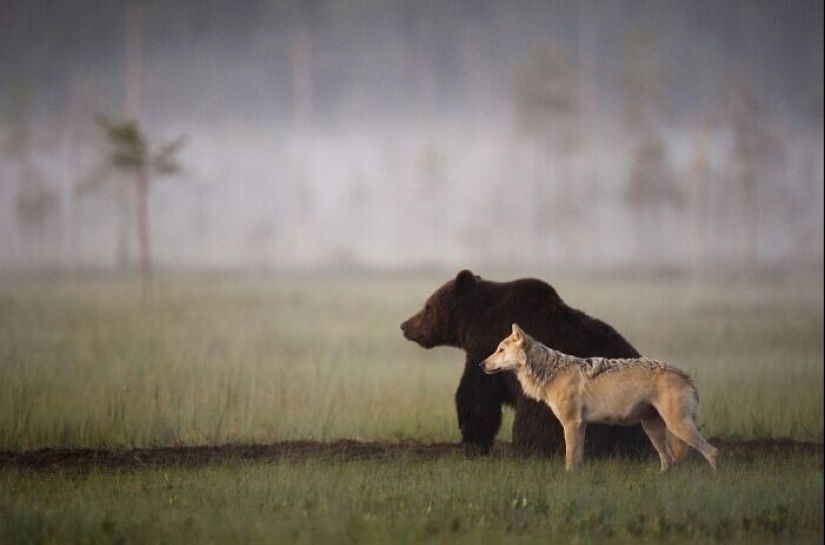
top-left (400, 269), bottom-right (649, 457)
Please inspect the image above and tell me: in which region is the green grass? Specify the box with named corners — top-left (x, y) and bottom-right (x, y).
top-left (0, 272), bottom-right (822, 543)
top-left (0, 274), bottom-right (459, 450)
top-left (2, 451), bottom-right (822, 544)
top-left (0, 273), bottom-right (822, 450)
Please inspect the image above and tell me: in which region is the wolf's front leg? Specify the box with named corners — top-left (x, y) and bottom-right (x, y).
top-left (575, 424), bottom-right (587, 466)
top-left (562, 421), bottom-right (585, 471)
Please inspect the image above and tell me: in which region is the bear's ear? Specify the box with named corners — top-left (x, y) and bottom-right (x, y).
top-left (454, 269), bottom-right (477, 293)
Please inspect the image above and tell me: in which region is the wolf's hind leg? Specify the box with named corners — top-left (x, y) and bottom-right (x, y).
top-left (641, 415), bottom-right (673, 471)
top-left (662, 416), bottom-right (718, 470)
top-left (666, 430), bottom-right (688, 464)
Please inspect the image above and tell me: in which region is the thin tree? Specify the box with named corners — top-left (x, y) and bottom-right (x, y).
top-left (113, 0), bottom-right (146, 269)
top-left (689, 113), bottom-right (713, 279)
top-left (15, 181), bottom-right (59, 262)
top-left (3, 81), bottom-right (60, 264)
top-left (95, 116), bottom-right (185, 295)
top-left (513, 42), bottom-right (580, 264)
top-left (621, 27), bottom-right (683, 268)
top-left (729, 85), bottom-right (788, 274)
top-left (282, 1), bottom-right (325, 264)
top-left (623, 132), bottom-right (682, 266)
top-left (61, 76), bottom-right (102, 267)
top-left (416, 141), bottom-right (447, 261)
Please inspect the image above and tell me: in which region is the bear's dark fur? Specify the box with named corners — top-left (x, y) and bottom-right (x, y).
top-left (401, 269), bottom-right (649, 457)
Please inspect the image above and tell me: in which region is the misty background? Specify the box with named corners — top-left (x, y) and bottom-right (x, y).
top-left (1, 0), bottom-right (822, 275)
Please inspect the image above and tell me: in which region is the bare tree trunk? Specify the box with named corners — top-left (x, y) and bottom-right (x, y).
top-left (62, 85), bottom-right (86, 268)
top-left (794, 138), bottom-right (823, 261)
top-left (461, 20), bottom-right (492, 127)
top-left (637, 204), bottom-right (649, 266)
top-left (16, 130), bottom-right (34, 264)
top-left (690, 114), bottom-right (711, 279)
top-left (417, 19), bottom-right (437, 125)
top-left (732, 87), bottom-right (758, 274)
top-left (741, 174), bottom-right (758, 273)
top-left (116, 0), bottom-right (144, 270)
top-left (291, 23), bottom-right (314, 264)
top-left (71, 197), bottom-right (83, 267)
top-left (116, 182), bottom-right (132, 269)
top-left (136, 168), bottom-right (152, 298)
top-left (69, 123), bottom-right (85, 266)
top-left (576, 0), bottom-right (599, 266)
top-left (124, 1), bottom-right (143, 121)
top-left (554, 136), bottom-right (577, 267)
top-left (532, 136), bottom-right (547, 262)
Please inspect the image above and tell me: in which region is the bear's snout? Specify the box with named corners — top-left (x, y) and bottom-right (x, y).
top-left (400, 316), bottom-right (438, 348)
top-left (400, 319), bottom-right (416, 341)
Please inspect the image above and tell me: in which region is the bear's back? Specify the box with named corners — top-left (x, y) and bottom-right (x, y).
top-left (467, 277), bottom-right (639, 360)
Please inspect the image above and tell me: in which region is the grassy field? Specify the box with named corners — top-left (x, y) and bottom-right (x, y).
top-left (0, 272), bottom-right (822, 543)
top-left (2, 449), bottom-right (822, 544)
top-left (1, 273), bottom-right (822, 449)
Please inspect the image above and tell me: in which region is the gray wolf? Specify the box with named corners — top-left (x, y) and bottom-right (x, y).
top-left (480, 324), bottom-right (718, 471)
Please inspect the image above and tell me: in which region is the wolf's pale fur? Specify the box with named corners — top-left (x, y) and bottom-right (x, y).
top-left (481, 324), bottom-right (718, 471)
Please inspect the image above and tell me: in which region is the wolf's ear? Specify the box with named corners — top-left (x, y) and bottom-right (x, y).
top-left (511, 323), bottom-right (523, 339)
top-left (455, 269), bottom-right (477, 293)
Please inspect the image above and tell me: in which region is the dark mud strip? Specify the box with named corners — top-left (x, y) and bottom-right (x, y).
top-left (0, 439), bottom-right (820, 471)
top-left (0, 440), bottom-right (464, 471)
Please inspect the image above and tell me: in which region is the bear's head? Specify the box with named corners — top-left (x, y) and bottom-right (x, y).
top-left (400, 269), bottom-right (480, 349)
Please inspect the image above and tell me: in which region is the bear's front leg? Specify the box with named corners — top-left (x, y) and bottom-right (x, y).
top-left (511, 396), bottom-right (565, 457)
top-left (455, 361), bottom-right (503, 456)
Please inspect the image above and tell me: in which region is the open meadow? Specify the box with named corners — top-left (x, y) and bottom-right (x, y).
top-left (1, 272), bottom-right (823, 543)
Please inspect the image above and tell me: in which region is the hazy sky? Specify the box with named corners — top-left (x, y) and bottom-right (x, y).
top-left (1, 0), bottom-right (822, 271)
top-left (2, 0), bottom-right (822, 125)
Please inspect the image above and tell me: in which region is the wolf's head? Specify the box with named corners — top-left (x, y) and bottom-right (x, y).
top-left (480, 323), bottom-right (529, 375)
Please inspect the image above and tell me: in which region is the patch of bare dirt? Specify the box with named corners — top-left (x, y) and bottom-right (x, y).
top-left (0, 438), bottom-right (820, 471)
top-left (0, 440), bottom-right (462, 471)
